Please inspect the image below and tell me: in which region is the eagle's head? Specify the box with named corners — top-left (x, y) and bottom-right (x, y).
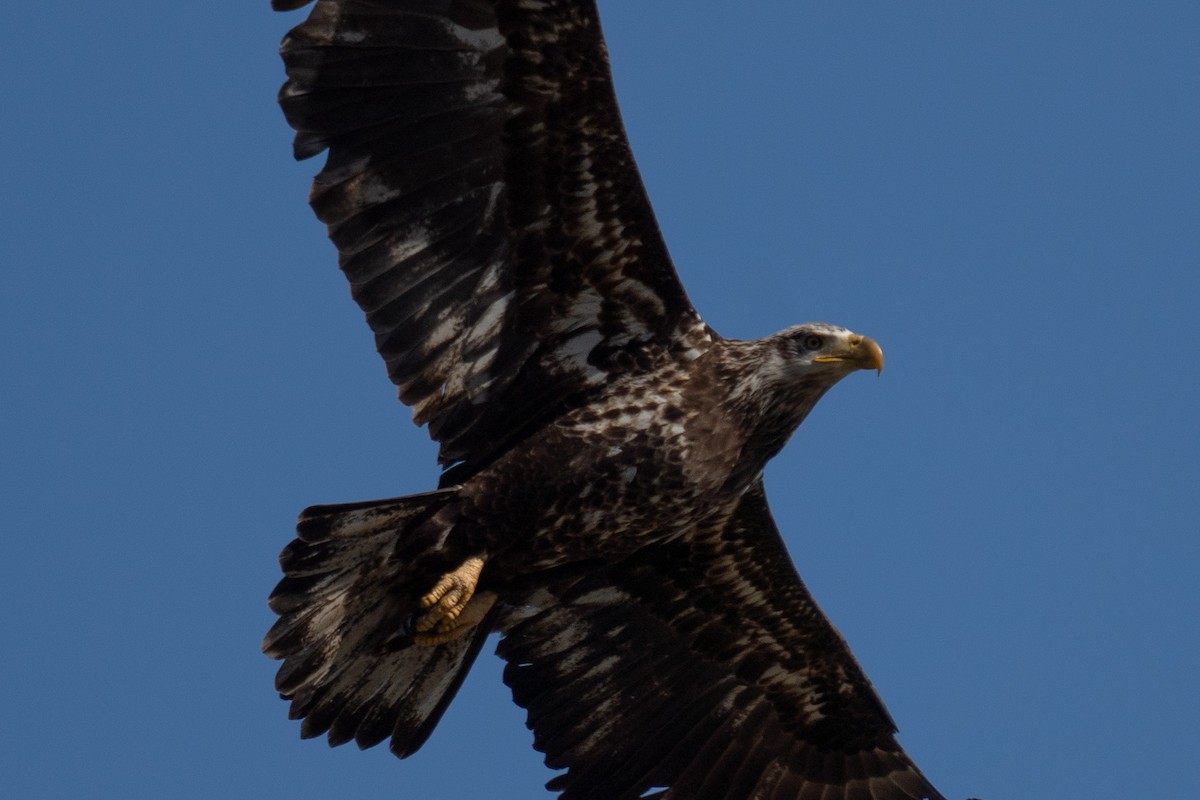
top-left (721, 322), bottom-right (883, 430)
top-left (717, 321), bottom-right (885, 470)
top-left (774, 322), bottom-right (884, 377)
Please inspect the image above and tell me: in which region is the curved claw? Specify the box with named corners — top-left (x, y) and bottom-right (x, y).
top-left (415, 556), bottom-right (486, 634)
top-left (413, 590), bottom-right (498, 646)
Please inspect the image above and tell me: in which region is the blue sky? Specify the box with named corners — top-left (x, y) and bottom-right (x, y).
top-left (2, 2), bottom-right (1197, 798)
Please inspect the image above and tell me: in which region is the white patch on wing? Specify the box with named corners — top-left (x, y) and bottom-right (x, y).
top-left (387, 224), bottom-right (432, 265)
top-left (581, 509), bottom-right (605, 528)
top-left (462, 78), bottom-right (501, 103)
top-left (442, 21), bottom-right (504, 52)
top-left (463, 289), bottom-right (512, 350)
top-left (574, 586), bottom-right (627, 607)
top-left (543, 622), bottom-right (593, 655)
top-left (800, 699), bottom-right (827, 722)
top-left (564, 328), bottom-right (602, 360)
top-left (475, 259), bottom-right (503, 293)
top-left (315, 584), bottom-right (351, 622)
top-left (424, 313), bottom-right (464, 352)
top-left (357, 174), bottom-right (403, 205)
top-left (551, 641), bottom-right (594, 676)
top-left (550, 291), bottom-right (604, 333)
top-left (586, 654), bottom-right (621, 679)
top-left (480, 183), bottom-right (504, 227)
top-left (758, 665), bottom-right (788, 684)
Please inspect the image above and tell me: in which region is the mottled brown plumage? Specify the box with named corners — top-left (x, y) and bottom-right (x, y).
top-left (264, 2), bottom-right (944, 798)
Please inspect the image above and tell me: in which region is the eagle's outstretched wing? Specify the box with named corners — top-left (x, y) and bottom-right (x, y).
top-left (276, 0), bottom-right (710, 475)
top-left (497, 482), bottom-right (944, 800)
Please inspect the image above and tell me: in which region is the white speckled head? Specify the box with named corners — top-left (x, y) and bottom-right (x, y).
top-left (773, 322), bottom-right (884, 376)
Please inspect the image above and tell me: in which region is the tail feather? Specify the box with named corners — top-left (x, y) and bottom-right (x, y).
top-left (264, 488), bottom-right (490, 757)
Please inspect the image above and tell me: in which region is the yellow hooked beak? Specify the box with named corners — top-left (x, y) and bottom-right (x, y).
top-left (813, 334), bottom-right (884, 375)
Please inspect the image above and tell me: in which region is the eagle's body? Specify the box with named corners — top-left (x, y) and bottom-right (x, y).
top-left (265, 2), bottom-right (946, 798)
top-left (448, 327), bottom-right (853, 578)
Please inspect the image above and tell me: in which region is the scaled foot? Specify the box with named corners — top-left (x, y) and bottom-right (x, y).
top-left (414, 556), bottom-right (486, 639)
top-left (414, 590), bottom-right (497, 646)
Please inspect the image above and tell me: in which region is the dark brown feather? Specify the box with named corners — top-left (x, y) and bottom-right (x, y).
top-left (496, 484), bottom-right (944, 800)
top-left (277, 0), bottom-right (708, 476)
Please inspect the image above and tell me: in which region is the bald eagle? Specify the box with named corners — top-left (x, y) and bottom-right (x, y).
top-left (264, 2), bottom-right (946, 799)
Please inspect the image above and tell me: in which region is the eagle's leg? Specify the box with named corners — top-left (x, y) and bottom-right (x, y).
top-left (415, 555), bottom-right (486, 637)
top-left (414, 589), bottom-right (497, 646)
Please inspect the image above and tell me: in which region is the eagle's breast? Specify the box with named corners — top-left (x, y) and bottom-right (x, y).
top-left (458, 345), bottom-right (751, 570)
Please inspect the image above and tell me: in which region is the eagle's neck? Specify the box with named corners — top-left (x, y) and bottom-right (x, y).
top-left (712, 337), bottom-right (837, 480)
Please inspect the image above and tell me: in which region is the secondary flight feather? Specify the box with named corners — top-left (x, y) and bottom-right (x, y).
top-left (264, 2), bottom-right (945, 798)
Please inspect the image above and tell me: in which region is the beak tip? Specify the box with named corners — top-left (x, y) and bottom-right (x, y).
top-left (861, 336), bottom-right (884, 375)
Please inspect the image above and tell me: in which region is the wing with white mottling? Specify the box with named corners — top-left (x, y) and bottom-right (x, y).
top-left (497, 483), bottom-right (944, 800)
top-left (275, 0), bottom-right (711, 474)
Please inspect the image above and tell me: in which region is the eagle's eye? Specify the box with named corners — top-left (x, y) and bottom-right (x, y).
top-left (798, 334), bottom-right (824, 352)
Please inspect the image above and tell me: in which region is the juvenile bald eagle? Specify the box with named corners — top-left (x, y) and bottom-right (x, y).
top-left (264, 2), bottom-right (945, 798)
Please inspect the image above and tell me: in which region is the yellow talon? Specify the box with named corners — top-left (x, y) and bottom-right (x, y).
top-left (413, 590), bottom-right (498, 646)
top-left (415, 556), bottom-right (486, 635)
